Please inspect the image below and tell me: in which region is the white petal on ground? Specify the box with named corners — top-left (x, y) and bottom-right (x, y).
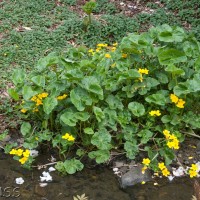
top-left (39, 183), bottom-right (48, 187)
top-left (172, 167), bottom-right (185, 177)
top-left (113, 167), bottom-right (119, 172)
top-left (48, 167), bottom-right (56, 172)
top-left (30, 149), bottom-right (39, 157)
top-left (40, 171), bottom-right (53, 182)
top-left (15, 177), bottom-right (24, 184)
top-left (168, 175), bottom-right (174, 181)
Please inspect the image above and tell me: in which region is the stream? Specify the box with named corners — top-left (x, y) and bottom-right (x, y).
top-left (0, 151), bottom-right (196, 200)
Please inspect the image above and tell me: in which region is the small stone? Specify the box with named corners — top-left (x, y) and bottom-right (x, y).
top-left (120, 165), bottom-right (152, 188)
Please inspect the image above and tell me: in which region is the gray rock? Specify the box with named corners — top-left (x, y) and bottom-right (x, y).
top-left (196, 141), bottom-right (200, 154)
top-left (120, 165), bottom-right (152, 188)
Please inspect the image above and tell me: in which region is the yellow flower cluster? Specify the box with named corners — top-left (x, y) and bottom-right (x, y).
top-left (149, 110), bottom-right (161, 116)
top-left (10, 149), bottom-right (30, 164)
top-left (138, 68), bottom-right (149, 82)
top-left (62, 133), bottom-right (75, 142)
top-left (121, 53), bottom-right (128, 58)
top-left (97, 43), bottom-right (108, 48)
top-left (31, 92), bottom-right (48, 106)
top-left (57, 94), bottom-right (67, 100)
top-left (158, 162), bottom-right (170, 177)
top-left (138, 68), bottom-right (149, 74)
top-left (142, 158), bottom-right (151, 174)
top-left (163, 129), bottom-right (180, 150)
top-left (170, 94), bottom-right (185, 108)
top-left (105, 53), bottom-right (111, 58)
top-left (188, 164), bottom-right (198, 178)
top-left (21, 108), bottom-right (27, 113)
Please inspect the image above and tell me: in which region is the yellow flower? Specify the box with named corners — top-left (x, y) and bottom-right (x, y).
top-left (88, 49), bottom-right (94, 53)
top-left (16, 149), bottom-right (24, 156)
top-left (138, 76), bottom-right (143, 82)
top-left (33, 108), bottom-right (39, 112)
top-left (96, 48), bottom-right (101, 52)
top-left (36, 99), bottom-right (43, 106)
top-left (158, 162), bottom-right (166, 170)
top-left (142, 166), bottom-right (147, 174)
top-left (112, 42), bottom-right (118, 46)
top-left (97, 43), bottom-right (108, 47)
top-left (163, 129), bottom-right (170, 139)
top-left (176, 99), bottom-right (185, 108)
top-left (68, 135), bottom-right (75, 142)
top-left (57, 94), bottom-right (68, 100)
top-left (62, 133), bottom-right (75, 142)
top-left (111, 47), bottom-right (116, 52)
top-left (142, 158), bottom-right (151, 166)
top-left (122, 53), bottom-right (128, 58)
top-left (141, 181), bottom-right (146, 184)
top-left (149, 110), bottom-right (161, 116)
top-left (105, 53), bottom-right (111, 58)
top-left (40, 92), bottom-right (48, 98)
top-left (23, 150), bottom-right (30, 158)
top-left (21, 109), bottom-right (27, 113)
top-left (9, 149), bottom-right (17, 155)
top-left (162, 168), bottom-right (170, 177)
top-left (138, 68), bottom-right (149, 75)
top-left (191, 164), bottom-right (198, 171)
top-left (31, 96), bottom-right (37, 102)
top-left (189, 169), bottom-right (198, 178)
top-left (19, 157), bottom-right (28, 164)
top-left (170, 94), bottom-right (179, 104)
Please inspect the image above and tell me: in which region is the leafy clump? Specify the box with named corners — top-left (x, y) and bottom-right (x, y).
top-left (8, 24), bottom-right (200, 174)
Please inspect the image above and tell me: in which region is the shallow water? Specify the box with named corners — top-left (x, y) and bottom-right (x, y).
top-left (0, 152), bottom-right (197, 200)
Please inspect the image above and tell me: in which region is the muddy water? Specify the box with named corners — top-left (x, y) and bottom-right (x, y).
top-left (0, 152), bottom-right (196, 200)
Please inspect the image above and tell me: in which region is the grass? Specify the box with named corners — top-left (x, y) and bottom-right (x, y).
top-left (0, 0), bottom-right (200, 119)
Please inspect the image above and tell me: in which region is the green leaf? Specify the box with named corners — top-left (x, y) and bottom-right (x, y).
top-left (60, 111), bottom-right (78, 126)
top-left (128, 102), bottom-right (145, 117)
top-left (93, 106), bottom-right (105, 122)
top-left (91, 129), bottom-right (111, 150)
top-left (157, 25), bottom-right (185, 42)
top-left (36, 53), bottom-right (60, 71)
top-left (20, 122), bottom-right (31, 137)
top-left (145, 93), bottom-right (166, 106)
top-left (31, 75), bottom-right (45, 87)
top-left (187, 74), bottom-right (200, 92)
top-left (22, 86), bottom-right (41, 100)
top-left (161, 115), bottom-right (171, 123)
top-left (74, 112), bottom-right (90, 121)
top-left (105, 95), bottom-right (124, 110)
top-left (43, 97), bottom-right (58, 115)
top-left (158, 48), bottom-right (187, 65)
top-left (138, 129), bottom-right (154, 144)
top-left (165, 65), bottom-right (185, 75)
top-left (195, 56), bottom-right (200, 71)
top-left (7, 88), bottom-right (19, 100)
top-left (70, 87), bottom-right (92, 111)
top-left (156, 72), bottom-right (169, 84)
top-left (145, 77), bottom-right (160, 87)
top-left (84, 127), bottom-right (94, 135)
top-left (124, 141), bottom-right (138, 159)
top-left (12, 69), bottom-right (26, 85)
top-left (88, 150), bottom-right (110, 163)
top-left (81, 76), bottom-right (103, 100)
top-left (173, 83), bottom-right (190, 96)
top-left (55, 159), bottom-right (84, 174)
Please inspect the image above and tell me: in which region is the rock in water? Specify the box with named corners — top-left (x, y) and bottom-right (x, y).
top-left (120, 165), bottom-right (152, 188)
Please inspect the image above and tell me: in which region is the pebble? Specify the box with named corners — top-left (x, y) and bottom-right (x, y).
top-left (120, 165), bottom-right (152, 188)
